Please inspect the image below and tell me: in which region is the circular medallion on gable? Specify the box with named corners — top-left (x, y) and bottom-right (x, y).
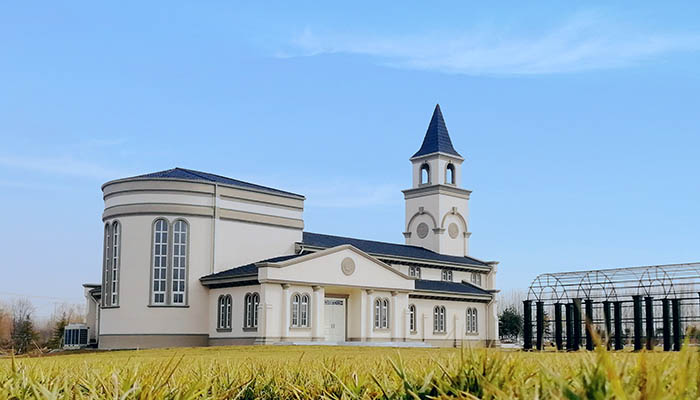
top-left (448, 223), bottom-right (459, 239)
top-left (341, 257), bottom-right (356, 276)
top-left (417, 222), bottom-right (429, 239)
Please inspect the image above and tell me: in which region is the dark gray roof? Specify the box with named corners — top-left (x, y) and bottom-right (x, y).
top-left (301, 232), bottom-right (489, 267)
top-left (126, 167), bottom-right (305, 199)
top-left (412, 104), bottom-right (462, 159)
top-left (415, 279), bottom-right (491, 296)
top-left (200, 254), bottom-right (303, 281)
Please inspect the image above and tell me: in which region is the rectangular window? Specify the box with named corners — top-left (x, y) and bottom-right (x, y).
top-left (441, 269), bottom-right (452, 282)
top-left (110, 222), bottom-right (120, 306)
top-left (171, 221), bottom-right (187, 304)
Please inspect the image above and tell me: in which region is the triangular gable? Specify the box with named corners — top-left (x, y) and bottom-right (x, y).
top-left (257, 245), bottom-right (415, 291)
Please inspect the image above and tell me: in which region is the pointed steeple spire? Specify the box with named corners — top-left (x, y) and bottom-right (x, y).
top-left (411, 104), bottom-right (462, 159)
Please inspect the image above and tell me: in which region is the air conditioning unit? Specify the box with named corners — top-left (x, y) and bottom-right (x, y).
top-left (63, 324), bottom-right (89, 349)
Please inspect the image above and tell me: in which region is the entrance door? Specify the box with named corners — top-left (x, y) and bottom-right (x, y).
top-left (324, 298), bottom-right (346, 342)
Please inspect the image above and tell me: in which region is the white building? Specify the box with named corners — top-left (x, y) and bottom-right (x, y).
top-left (84, 105), bottom-right (500, 349)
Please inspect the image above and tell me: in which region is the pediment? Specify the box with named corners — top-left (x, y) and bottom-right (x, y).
top-left (257, 245), bottom-right (415, 291)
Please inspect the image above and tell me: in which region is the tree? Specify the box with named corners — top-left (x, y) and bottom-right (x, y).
top-left (47, 314), bottom-right (69, 349)
top-left (499, 306), bottom-right (523, 341)
top-left (10, 298), bottom-right (38, 354)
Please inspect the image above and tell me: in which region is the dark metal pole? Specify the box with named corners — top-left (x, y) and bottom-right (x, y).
top-left (585, 299), bottom-right (594, 350)
top-left (602, 301), bottom-right (612, 350)
top-left (565, 302), bottom-right (573, 351)
top-left (633, 295), bottom-right (643, 351)
top-left (536, 301), bottom-right (545, 350)
top-left (523, 300), bottom-right (533, 350)
top-left (672, 298), bottom-right (682, 351)
top-left (662, 298), bottom-right (671, 351)
top-left (645, 296), bottom-right (654, 350)
top-left (554, 303), bottom-right (563, 350)
top-left (613, 301), bottom-right (623, 350)
top-left (573, 298), bottom-right (582, 351)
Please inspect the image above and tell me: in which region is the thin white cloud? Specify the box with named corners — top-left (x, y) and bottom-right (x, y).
top-left (284, 13), bottom-right (700, 75)
top-left (0, 155), bottom-right (131, 180)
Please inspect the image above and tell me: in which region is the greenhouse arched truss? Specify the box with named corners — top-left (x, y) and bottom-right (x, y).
top-left (524, 262), bottom-right (700, 351)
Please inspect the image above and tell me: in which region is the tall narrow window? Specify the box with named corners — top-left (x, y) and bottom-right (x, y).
top-left (291, 293), bottom-right (300, 327)
top-left (171, 220), bottom-right (188, 304)
top-left (433, 305), bottom-right (446, 332)
top-left (110, 222), bottom-right (120, 306)
top-left (446, 164), bottom-right (455, 184)
top-left (152, 219), bottom-right (168, 304)
top-left (374, 298), bottom-right (389, 329)
top-left (409, 304), bottom-right (416, 332)
top-left (218, 295), bottom-right (231, 330)
top-left (420, 163), bottom-right (430, 184)
top-left (466, 307), bottom-right (478, 334)
top-left (300, 294), bottom-right (310, 327)
top-left (441, 269), bottom-right (453, 282)
top-left (102, 224), bottom-right (111, 307)
top-left (244, 292), bottom-right (259, 328)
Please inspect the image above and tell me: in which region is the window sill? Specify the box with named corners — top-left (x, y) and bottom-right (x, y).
top-left (243, 327), bottom-right (258, 332)
top-left (216, 328), bottom-right (232, 332)
top-left (289, 326), bottom-right (312, 330)
top-left (409, 330), bottom-right (418, 335)
top-left (373, 328), bottom-right (391, 332)
top-left (433, 331), bottom-right (447, 335)
top-left (101, 306), bottom-right (120, 309)
top-left (465, 332), bottom-right (479, 336)
top-left (147, 304), bottom-right (190, 308)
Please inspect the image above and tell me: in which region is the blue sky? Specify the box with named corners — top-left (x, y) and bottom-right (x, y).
top-left (1, 2), bottom-right (700, 316)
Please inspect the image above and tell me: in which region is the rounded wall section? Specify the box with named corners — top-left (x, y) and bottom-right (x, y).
top-left (99, 179), bottom-right (215, 348)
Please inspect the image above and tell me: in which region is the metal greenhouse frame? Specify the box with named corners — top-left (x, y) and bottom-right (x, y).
top-left (523, 262), bottom-right (700, 351)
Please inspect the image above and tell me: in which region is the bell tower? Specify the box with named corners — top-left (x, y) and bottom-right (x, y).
top-left (402, 104), bottom-right (472, 256)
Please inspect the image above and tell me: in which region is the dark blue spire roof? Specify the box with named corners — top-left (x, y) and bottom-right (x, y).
top-left (412, 104), bottom-right (462, 159)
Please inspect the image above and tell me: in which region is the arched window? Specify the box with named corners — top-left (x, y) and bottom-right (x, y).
top-left (441, 269), bottom-right (453, 282)
top-left (217, 295), bottom-right (232, 330)
top-left (433, 305), bottom-right (446, 332)
top-left (471, 272), bottom-right (482, 286)
top-left (466, 307), bottom-right (478, 334)
top-left (291, 293), bottom-right (309, 328)
top-left (152, 219), bottom-right (169, 304)
top-left (244, 292), bottom-right (259, 328)
top-left (110, 221), bottom-right (120, 306)
top-left (408, 304), bottom-right (416, 332)
top-left (446, 163), bottom-right (455, 184)
top-left (300, 294), bottom-right (310, 327)
top-left (409, 266), bottom-right (421, 278)
top-left (171, 220), bottom-right (188, 304)
top-left (420, 163), bottom-right (430, 184)
top-left (102, 224), bottom-right (111, 307)
top-left (374, 298), bottom-right (389, 329)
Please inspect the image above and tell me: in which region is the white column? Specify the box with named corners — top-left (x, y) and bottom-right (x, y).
top-left (312, 286), bottom-right (324, 341)
top-left (391, 291), bottom-right (400, 341)
top-left (365, 289), bottom-right (374, 341)
top-left (281, 284), bottom-right (290, 341)
top-left (488, 299), bottom-right (499, 347)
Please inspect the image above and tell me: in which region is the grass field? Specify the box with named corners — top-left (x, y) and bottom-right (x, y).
top-left (1, 345), bottom-right (699, 399)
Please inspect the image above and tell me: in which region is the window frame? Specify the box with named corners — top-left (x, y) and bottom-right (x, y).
top-left (471, 272), bottom-right (482, 287)
top-left (408, 304), bottom-right (416, 333)
top-left (171, 219), bottom-right (189, 305)
top-left (466, 307), bottom-right (478, 334)
top-left (151, 218), bottom-right (169, 305)
top-left (101, 223), bottom-right (111, 307)
top-left (409, 266), bottom-right (421, 278)
top-left (148, 217), bottom-right (190, 307)
top-left (110, 221), bottom-right (120, 306)
top-left (244, 292), bottom-right (260, 329)
top-left (433, 305), bottom-right (446, 333)
top-left (217, 294), bottom-right (232, 331)
top-left (290, 292), bottom-right (310, 328)
top-left (441, 269), bottom-right (453, 282)
top-left (374, 297), bottom-right (390, 330)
